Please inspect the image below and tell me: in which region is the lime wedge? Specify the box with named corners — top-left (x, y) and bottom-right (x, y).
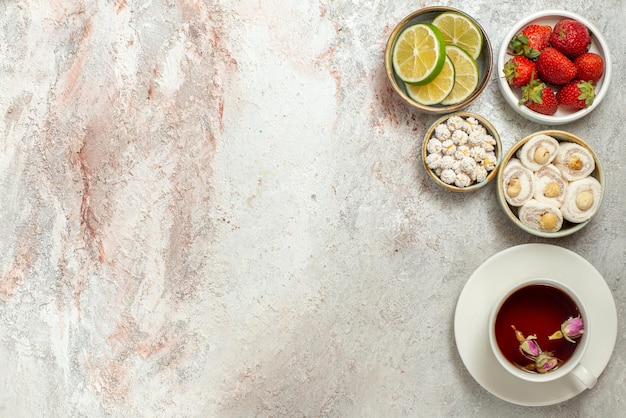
top-left (392, 23), bottom-right (446, 85)
top-left (440, 45), bottom-right (479, 105)
top-left (432, 12), bottom-right (483, 60)
top-left (405, 55), bottom-right (455, 105)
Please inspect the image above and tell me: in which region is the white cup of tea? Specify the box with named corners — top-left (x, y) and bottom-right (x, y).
top-left (488, 278), bottom-right (596, 388)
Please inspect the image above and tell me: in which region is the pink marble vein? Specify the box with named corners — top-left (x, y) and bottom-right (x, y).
top-left (1, 0), bottom-right (238, 412)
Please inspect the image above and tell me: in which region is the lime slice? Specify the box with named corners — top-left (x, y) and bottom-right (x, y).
top-left (432, 12), bottom-right (483, 60)
top-left (392, 23), bottom-right (446, 85)
top-left (440, 45), bottom-right (479, 105)
top-left (405, 55), bottom-right (455, 105)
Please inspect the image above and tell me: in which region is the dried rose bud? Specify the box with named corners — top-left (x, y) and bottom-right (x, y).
top-left (548, 316), bottom-right (584, 343)
top-left (519, 336), bottom-right (542, 359)
top-left (511, 325), bottom-right (542, 359)
top-left (512, 325), bottom-right (525, 342)
top-left (535, 352), bottom-right (559, 373)
top-left (562, 316), bottom-right (584, 342)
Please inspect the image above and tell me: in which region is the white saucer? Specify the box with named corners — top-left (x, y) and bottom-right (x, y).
top-left (454, 244), bottom-right (617, 406)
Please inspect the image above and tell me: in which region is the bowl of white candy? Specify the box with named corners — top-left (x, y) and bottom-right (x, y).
top-left (422, 112), bottom-right (502, 192)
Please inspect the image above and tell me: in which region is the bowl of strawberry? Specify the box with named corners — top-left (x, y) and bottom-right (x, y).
top-left (497, 10), bottom-right (611, 125)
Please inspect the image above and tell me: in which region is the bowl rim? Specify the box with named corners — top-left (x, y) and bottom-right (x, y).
top-left (385, 6), bottom-right (494, 114)
top-left (497, 9), bottom-right (612, 125)
top-left (422, 111), bottom-right (503, 192)
top-left (496, 130), bottom-right (605, 237)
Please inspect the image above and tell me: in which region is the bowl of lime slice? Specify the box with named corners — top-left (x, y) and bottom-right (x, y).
top-left (385, 7), bottom-right (493, 114)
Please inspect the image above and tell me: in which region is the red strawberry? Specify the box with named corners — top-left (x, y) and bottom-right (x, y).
top-left (556, 80), bottom-right (595, 110)
top-left (520, 78), bottom-right (558, 115)
top-left (509, 24), bottom-right (552, 58)
top-left (550, 18), bottom-right (591, 58)
top-left (536, 47), bottom-right (577, 85)
top-left (574, 52), bottom-right (605, 83)
top-left (503, 56), bottom-right (537, 88)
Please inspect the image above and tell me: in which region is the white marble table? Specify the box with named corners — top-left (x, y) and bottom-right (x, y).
top-left (1, 1), bottom-right (624, 416)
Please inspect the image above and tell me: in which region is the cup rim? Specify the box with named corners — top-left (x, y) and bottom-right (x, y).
top-left (488, 278), bottom-right (590, 383)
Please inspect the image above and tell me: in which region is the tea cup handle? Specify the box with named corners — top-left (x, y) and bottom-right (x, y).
top-left (571, 363), bottom-right (597, 389)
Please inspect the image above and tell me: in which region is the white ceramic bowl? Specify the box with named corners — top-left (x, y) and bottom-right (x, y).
top-left (496, 130), bottom-right (604, 237)
top-left (497, 10), bottom-right (611, 125)
top-left (385, 6), bottom-right (493, 115)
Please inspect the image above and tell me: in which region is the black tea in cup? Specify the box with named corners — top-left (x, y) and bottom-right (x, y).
top-left (494, 283), bottom-right (582, 372)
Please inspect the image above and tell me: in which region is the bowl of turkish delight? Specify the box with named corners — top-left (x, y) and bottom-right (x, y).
top-left (422, 112), bottom-right (502, 192)
top-left (496, 130), bottom-right (604, 237)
